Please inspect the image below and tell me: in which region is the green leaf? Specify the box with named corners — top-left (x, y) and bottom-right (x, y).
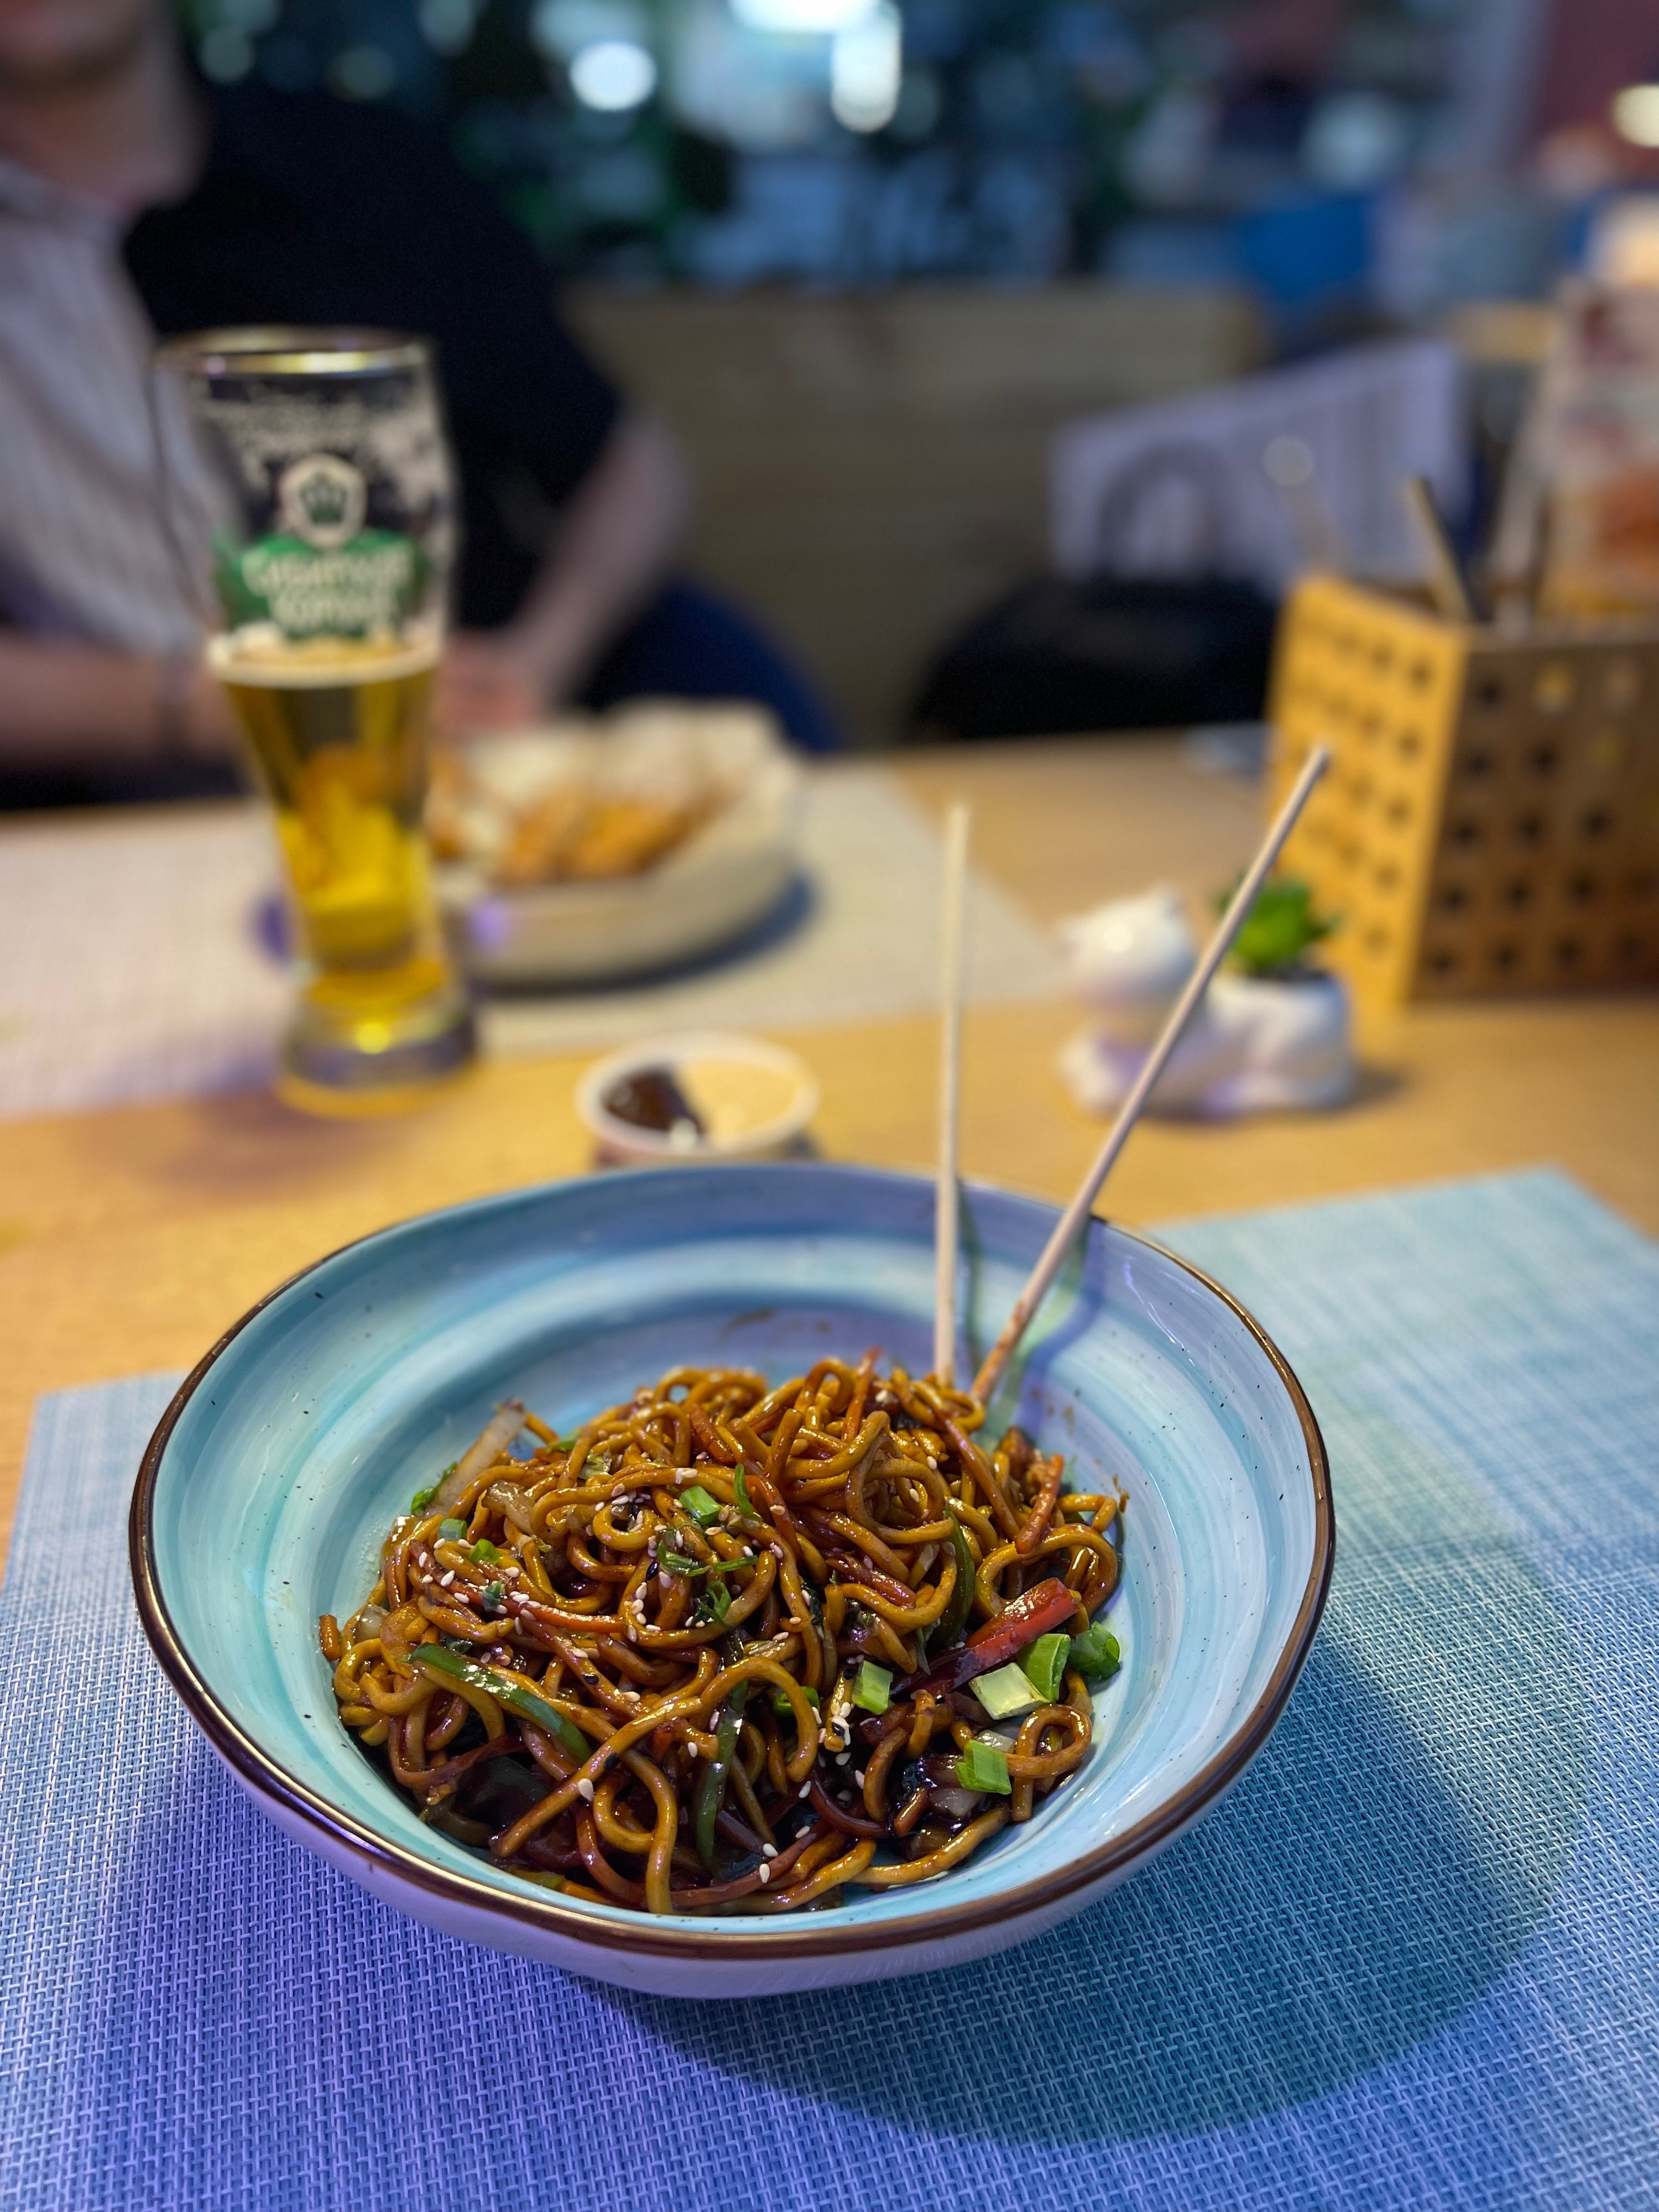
top-left (732, 1467), bottom-right (758, 1522)
top-left (410, 1484), bottom-right (437, 1512)
top-left (1218, 875), bottom-right (1337, 977)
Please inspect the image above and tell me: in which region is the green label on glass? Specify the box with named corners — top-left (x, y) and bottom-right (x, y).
top-left (214, 453), bottom-right (427, 640)
top-left (217, 530), bottom-right (425, 639)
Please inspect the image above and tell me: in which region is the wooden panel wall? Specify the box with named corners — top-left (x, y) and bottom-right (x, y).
top-left (567, 285), bottom-right (1264, 743)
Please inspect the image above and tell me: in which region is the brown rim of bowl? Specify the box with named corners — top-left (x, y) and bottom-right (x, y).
top-left (128, 1175), bottom-right (1334, 1964)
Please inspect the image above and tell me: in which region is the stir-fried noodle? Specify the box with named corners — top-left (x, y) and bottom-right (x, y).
top-left (322, 1357), bottom-right (1124, 1914)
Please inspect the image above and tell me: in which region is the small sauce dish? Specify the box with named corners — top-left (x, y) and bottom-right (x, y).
top-left (575, 1032), bottom-right (820, 1166)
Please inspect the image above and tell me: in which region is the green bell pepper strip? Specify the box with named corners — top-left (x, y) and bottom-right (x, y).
top-left (935, 1508), bottom-right (974, 1647)
top-left (1021, 1631), bottom-right (1070, 1702)
top-left (1068, 1622), bottom-right (1121, 1681)
top-left (411, 1642), bottom-right (590, 1765)
top-left (694, 1681), bottom-right (750, 1871)
top-left (773, 1684), bottom-right (821, 1720)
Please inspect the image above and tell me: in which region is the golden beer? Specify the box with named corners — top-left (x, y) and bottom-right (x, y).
top-left (156, 326), bottom-right (474, 1111)
top-left (210, 633), bottom-right (474, 1112)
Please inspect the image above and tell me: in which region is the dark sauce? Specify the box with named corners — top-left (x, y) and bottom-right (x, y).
top-left (603, 1066), bottom-right (705, 1136)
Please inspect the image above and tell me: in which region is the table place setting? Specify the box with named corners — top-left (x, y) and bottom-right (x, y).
top-left (0, 1168), bottom-right (1652, 2210)
top-left (1, 250), bottom-right (1656, 2212)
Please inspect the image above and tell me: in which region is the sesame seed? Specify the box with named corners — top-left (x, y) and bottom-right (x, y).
top-left (576, 1779), bottom-right (595, 1802)
top-left (757, 1861), bottom-right (771, 1884)
top-left (440, 1571), bottom-right (455, 1588)
top-left (761, 1844), bottom-right (778, 1859)
top-left (854, 1770), bottom-right (866, 1786)
top-left (797, 1781), bottom-right (811, 1799)
top-left (835, 1752), bottom-right (850, 1766)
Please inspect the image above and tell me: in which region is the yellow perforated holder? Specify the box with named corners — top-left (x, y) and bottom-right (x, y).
top-left (1267, 574), bottom-right (1659, 1004)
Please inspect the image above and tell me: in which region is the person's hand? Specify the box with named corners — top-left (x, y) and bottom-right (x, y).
top-left (435, 630), bottom-right (554, 737)
top-left (184, 661), bottom-right (242, 759)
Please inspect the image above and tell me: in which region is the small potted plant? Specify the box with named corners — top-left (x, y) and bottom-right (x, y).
top-left (1058, 875), bottom-right (1353, 1117)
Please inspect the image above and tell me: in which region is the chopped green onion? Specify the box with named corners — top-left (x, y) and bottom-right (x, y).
top-left (467, 1538), bottom-right (501, 1566)
top-left (410, 1484), bottom-right (437, 1512)
top-left (411, 1643), bottom-right (588, 1763)
top-left (662, 1545), bottom-right (756, 1585)
top-left (480, 1581), bottom-right (504, 1614)
top-left (1021, 1632), bottom-right (1070, 1702)
top-left (680, 1484), bottom-right (722, 1528)
top-left (971, 1661), bottom-right (1044, 1720)
top-left (936, 1507), bottom-right (974, 1646)
top-left (773, 1684), bottom-right (821, 1719)
top-left (956, 1740), bottom-right (1011, 1794)
top-left (850, 1660), bottom-right (892, 1715)
top-left (1068, 1623), bottom-right (1121, 1681)
top-left (732, 1467), bottom-right (758, 1521)
top-left (700, 1577), bottom-right (732, 1626)
top-left (438, 1517), bottom-right (467, 1541)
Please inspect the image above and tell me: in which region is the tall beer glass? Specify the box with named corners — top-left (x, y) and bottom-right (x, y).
top-left (153, 328), bottom-right (475, 1114)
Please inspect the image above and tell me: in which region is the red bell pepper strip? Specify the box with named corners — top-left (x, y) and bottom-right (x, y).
top-left (896, 1576), bottom-right (1083, 1702)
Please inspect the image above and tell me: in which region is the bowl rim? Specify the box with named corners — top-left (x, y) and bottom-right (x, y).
top-left (129, 1165), bottom-right (1333, 1964)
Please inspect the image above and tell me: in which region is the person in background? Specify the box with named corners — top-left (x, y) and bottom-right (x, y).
top-left (0, 0), bottom-right (839, 806)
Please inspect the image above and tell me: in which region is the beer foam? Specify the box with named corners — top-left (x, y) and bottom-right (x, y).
top-left (207, 629), bottom-right (440, 687)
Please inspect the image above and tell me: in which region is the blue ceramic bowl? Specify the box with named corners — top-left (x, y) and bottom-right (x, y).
top-left (130, 1164), bottom-right (1332, 1996)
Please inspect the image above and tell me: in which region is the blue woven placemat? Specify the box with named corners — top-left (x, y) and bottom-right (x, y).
top-left (2, 1167), bottom-right (1655, 2211)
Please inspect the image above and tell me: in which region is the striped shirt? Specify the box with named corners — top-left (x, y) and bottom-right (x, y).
top-left (0, 150), bottom-right (200, 655)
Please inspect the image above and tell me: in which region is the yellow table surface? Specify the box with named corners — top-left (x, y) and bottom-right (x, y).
top-left (2, 733), bottom-right (1655, 1562)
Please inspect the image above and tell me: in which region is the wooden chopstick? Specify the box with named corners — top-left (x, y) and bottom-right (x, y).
top-left (933, 802), bottom-right (972, 1386)
top-left (971, 747), bottom-right (1332, 1402)
top-left (1403, 474), bottom-right (1483, 625)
